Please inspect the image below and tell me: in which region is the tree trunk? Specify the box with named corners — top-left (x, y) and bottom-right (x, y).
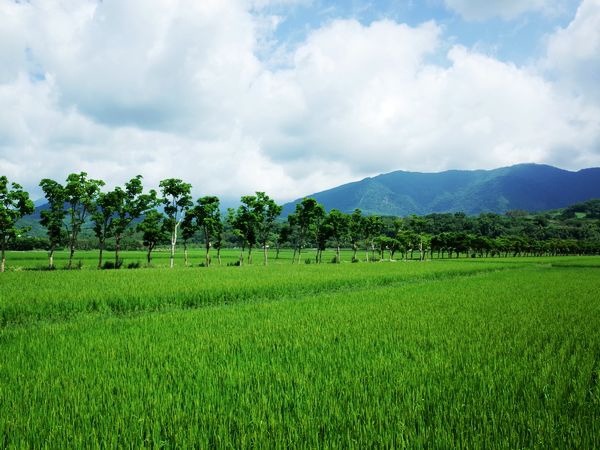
top-left (292, 247), bottom-right (297, 264)
top-left (352, 244), bottom-right (357, 261)
top-left (115, 234), bottom-right (122, 269)
top-left (98, 240), bottom-right (104, 269)
top-left (48, 248), bottom-right (55, 270)
top-left (169, 222), bottom-right (179, 269)
top-left (217, 248), bottom-right (222, 265)
top-left (365, 245), bottom-right (369, 263)
top-left (336, 245), bottom-right (341, 263)
top-left (297, 246), bottom-right (302, 264)
top-left (239, 245), bottom-right (244, 266)
top-left (263, 244), bottom-right (268, 266)
top-left (247, 245), bottom-right (253, 264)
top-left (1, 247), bottom-right (5, 273)
top-left (184, 242), bottom-right (189, 267)
top-left (276, 246), bottom-right (280, 259)
top-left (205, 241), bottom-right (211, 267)
top-left (68, 236), bottom-right (76, 269)
top-left (170, 231), bottom-right (176, 269)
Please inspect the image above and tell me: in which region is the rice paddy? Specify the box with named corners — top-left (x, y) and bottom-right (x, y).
top-left (0, 253), bottom-right (598, 447)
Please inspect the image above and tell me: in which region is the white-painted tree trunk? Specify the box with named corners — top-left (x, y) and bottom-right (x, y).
top-left (170, 221), bottom-right (179, 269)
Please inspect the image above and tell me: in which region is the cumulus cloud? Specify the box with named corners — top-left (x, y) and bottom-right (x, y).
top-left (254, 19), bottom-right (599, 175)
top-left (443, 0), bottom-right (563, 20)
top-left (545, 0), bottom-right (600, 101)
top-left (0, 0), bottom-right (599, 202)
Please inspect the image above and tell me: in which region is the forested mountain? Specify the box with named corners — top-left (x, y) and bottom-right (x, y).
top-left (281, 164), bottom-right (600, 216)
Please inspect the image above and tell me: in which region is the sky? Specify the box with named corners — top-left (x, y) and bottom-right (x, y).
top-left (1, 0), bottom-right (599, 202)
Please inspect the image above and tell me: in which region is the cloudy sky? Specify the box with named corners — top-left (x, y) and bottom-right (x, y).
top-left (1, 0), bottom-right (599, 201)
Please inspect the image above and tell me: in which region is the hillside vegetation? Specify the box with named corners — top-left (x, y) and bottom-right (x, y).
top-left (282, 164), bottom-right (600, 216)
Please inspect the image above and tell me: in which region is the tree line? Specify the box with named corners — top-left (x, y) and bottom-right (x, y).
top-left (1, 173), bottom-right (599, 272)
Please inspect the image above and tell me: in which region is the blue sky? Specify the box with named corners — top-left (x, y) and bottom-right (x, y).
top-left (262, 0), bottom-right (579, 64)
top-left (0, 0), bottom-right (598, 201)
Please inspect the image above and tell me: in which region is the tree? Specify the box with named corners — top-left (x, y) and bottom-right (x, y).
top-left (315, 219), bottom-right (331, 263)
top-left (324, 209), bottom-right (349, 263)
top-left (348, 209), bottom-right (363, 261)
top-left (419, 233), bottom-right (432, 260)
top-left (91, 190), bottom-right (118, 269)
top-left (180, 212), bottom-right (197, 267)
top-left (276, 223), bottom-right (292, 259)
top-left (250, 192), bottom-right (282, 266)
top-left (286, 214), bottom-right (301, 263)
top-left (363, 215), bottom-right (383, 261)
top-left (403, 215), bottom-right (431, 261)
top-left (137, 210), bottom-right (168, 264)
top-left (111, 176), bottom-right (157, 267)
top-left (396, 230), bottom-right (414, 260)
top-left (213, 216), bottom-right (224, 265)
top-left (0, 176), bottom-right (34, 272)
top-left (227, 208), bottom-right (245, 265)
top-left (63, 172), bottom-right (104, 269)
top-left (39, 178), bottom-right (66, 269)
top-left (191, 196), bottom-right (221, 267)
top-left (291, 198), bottom-right (325, 264)
top-left (159, 179), bottom-right (192, 269)
top-left (228, 201), bottom-right (257, 265)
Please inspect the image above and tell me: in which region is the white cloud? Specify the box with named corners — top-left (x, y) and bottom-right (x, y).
top-left (443, 0), bottom-right (563, 20)
top-left (0, 0), bottom-right (599, 203)
top-left (545, 0), bottom-right (600, 101)
top-left (252, 19), bottom-right (599, 177)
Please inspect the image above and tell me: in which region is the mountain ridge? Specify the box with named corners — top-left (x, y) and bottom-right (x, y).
top-left (282, 164), bottom-right (600, 216)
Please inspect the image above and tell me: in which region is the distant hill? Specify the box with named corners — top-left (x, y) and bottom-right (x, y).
top-left (282, 164), bottom-right (600, 216)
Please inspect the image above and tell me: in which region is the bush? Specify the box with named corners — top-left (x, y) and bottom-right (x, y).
top-left (304, 258), bottom-right (312, 264)
top-left (127, 261), bottom-right (141, 269)
top-left (102, 259), bottom-right (123, 270)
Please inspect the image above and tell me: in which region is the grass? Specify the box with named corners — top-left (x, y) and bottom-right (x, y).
top-left (0, 255), bottom-right (598, 447)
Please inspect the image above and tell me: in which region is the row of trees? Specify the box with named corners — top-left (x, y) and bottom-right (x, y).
top-left (2, 173), bottom-right (600, 272)
top-left (35, 173), bottom-right (283, 270)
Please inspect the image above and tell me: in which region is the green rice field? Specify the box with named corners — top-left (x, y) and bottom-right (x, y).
top-left (0, 252), bottom-right (598, 447)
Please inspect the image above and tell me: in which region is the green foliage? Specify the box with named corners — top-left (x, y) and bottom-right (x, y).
top-left (111, 176), bottom-right (157, 259)
top-left (159, 178), bottom-right (192, 268)
top-left (61, 172), bottom-right (105, 268)
top-left (190, 196), bottom-right (221, 266)
top-left (136, 210), bottom-right (169, 264)
top-left (280, 164), bottom-right (600, 216)
top-left (159, 178), bottom-right (193, 222)
top-left (227, 192), bottom-right (282, 265)
top-left (0, 176), bottom-right (34, 271)
top-left (39, 178), bottom-right (67, 262)
top-left (561, 198), bottom-right (600, 219)
top-left (289, 198), bottom-right (325, 263)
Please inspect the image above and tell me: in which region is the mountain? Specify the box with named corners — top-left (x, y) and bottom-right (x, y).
top-left (281, 164), bottom-right (600, 216)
